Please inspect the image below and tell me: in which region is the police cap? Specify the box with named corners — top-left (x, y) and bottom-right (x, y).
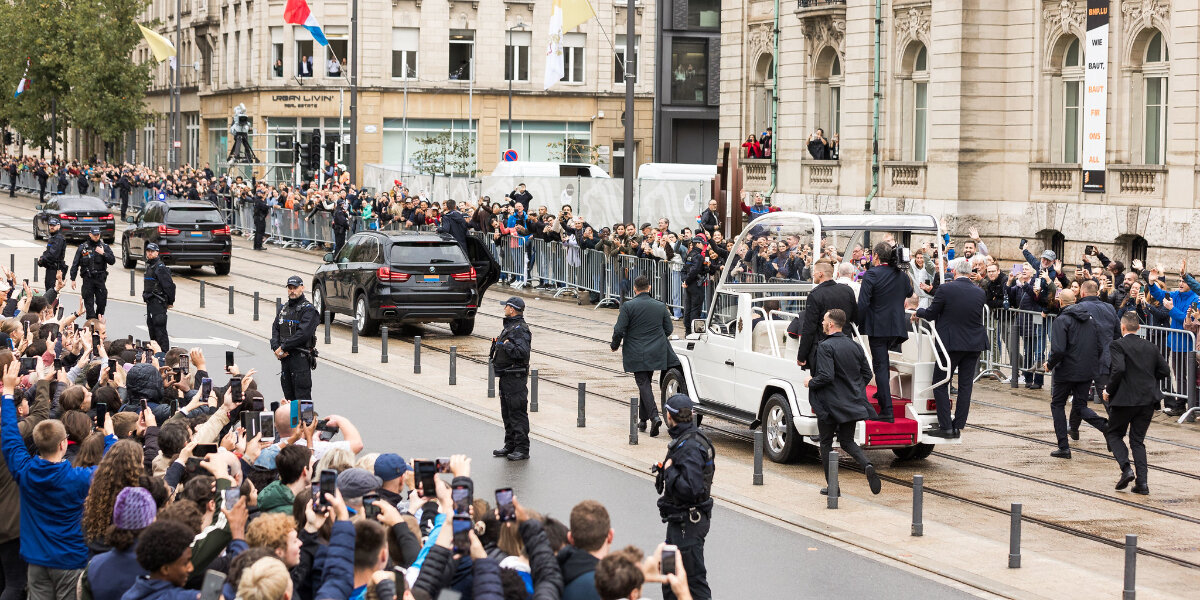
top-left (665, 394), bottom-right (694, 415)
top-left (89, 227), bottom-right (101, 235)
top-left (48, 217), bottom-right (60, 227)
top-left (145, 242), bottom-right (160, 252)
top-left (286, 275), bottom-right (304, 287)
top-left (500, 296), bottom-right (525, 312)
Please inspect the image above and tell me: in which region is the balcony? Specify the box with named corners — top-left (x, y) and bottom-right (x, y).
top-left (796, 0), bottom-right (846, 18)
top-left (1028, 163), bottom-right (1082, 203)
top-left (741, 158), bottom-right (771, 193)
top-left (1109, 164), bottom-right (1166, 205)
top-left (882, 161), bottom-right (926, 197)
top-left (803, 161), bottom-right (839, 194)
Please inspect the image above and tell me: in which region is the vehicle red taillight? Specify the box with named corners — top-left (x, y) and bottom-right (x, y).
top-left (376, 267), bottom-right (410, 282)
top-left (58, 214), bottom-right (76, 220)
top-left (157, 225), bottom-right (181, 235)
top-left (213, 226), bottom-right (231, 236)
top-left (451, 267), bottom-right (477, 282)
top-left (99, 214), bottom-right (114, 220)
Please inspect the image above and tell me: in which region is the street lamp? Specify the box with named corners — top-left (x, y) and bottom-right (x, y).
top-left (507, 22), bottom-right (528, 151)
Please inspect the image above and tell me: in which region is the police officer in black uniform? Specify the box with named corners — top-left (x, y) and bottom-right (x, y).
top-left (332, 199), bottom-right (350, 256)
top-left (142, 243), bottom-right (176, 350)
top-left (38, 217), bottom-right (67, 290)
top-left (69, 227), bottom-right (115, 318)
top-left (252, 190), bottom-right (270, 250)
top-left (680, 238), bottom-right (709, 333)
top-left (490, 296), bottom-right (532, 461)
top-left (117, 170), bottom-right (133, 221)
top-left (271, 275), bottom-right (321, 401)
top-left (35, 164), bottom-right (48, 202)
top-left (5, 161), bottom-right (16, 198)
top-left (655, 394), bottom-right (714, 600)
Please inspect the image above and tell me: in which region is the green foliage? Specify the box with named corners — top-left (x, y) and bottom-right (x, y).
top-left (546, 139), bottom-right (600, 164)
top-left (0, 0), bottom-right (152, 149)
top-left (411, 133), bottom-right (477, 176)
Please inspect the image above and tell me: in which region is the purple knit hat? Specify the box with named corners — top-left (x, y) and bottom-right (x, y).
top-left (112, 487), bottom-right (157, 530)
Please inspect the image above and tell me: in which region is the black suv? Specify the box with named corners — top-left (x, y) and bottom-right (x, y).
top-left (33, 196), bottom-right (116, 243)
top-left (121, 200), bottom-right (232, 274)
top-left (312, 231), bottom-right (500, 336)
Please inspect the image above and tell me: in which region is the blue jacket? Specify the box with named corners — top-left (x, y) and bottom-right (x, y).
top-left (1146, 283), bottom-right (1198, 351)
top-left (1, 394), bottom-right (115, 569)
top-left (316, 521), bottom-right (356, 600)
top-left (89, 547), bottom-right (148, 600)
top-left (119, 577), bottom-right (199, 600)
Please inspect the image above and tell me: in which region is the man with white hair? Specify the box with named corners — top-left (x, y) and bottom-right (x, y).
top-left (914, 259), bottom-right (988, 438)
top-left (835, 261), bottom-right (860, 294)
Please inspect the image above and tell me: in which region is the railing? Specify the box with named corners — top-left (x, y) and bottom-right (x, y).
top-left (1039, 167), bottom-right (1074, 191)
top-left (741, 158), bottom-right (772, 193)
top-left (804, 161), bottom-right (838, 193)
top-left (883, 161), bottom-right (927, 196)
top-left (1118, 168), bottom-right (1160, 194)
top-left (797, 0), bottom-right (846, 8)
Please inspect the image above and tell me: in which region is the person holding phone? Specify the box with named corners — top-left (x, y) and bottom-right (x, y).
top-left (142, 243), bottom-right (176, 352)
top-left (271, 276), bottom-right (320, 401)
top-left (653, 395), bottom-right (713, 600)
top-left (69, 227), bottom-right (115, 319)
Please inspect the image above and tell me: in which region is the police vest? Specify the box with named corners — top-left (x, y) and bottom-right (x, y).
top-left (665, 429), bottom-right (716, 503)
top-left (278, 301), bottom-right (317, 348)
top-left (143, 262), bottom-right (168, 301)
top-left (79, 242), bottom-right (108, 278)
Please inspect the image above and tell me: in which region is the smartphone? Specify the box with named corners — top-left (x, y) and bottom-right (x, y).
top-left (242, 411), bottom-right (261, 438)
top-left (310, 482), bottom-right (323, 511)
top-left (194, 443), bottom-right (218, 457)
top-left (318, 469), bottom-right (338, 507)
top-left (135, 338), bottom-right (142, 348)
top-left (94, 402), bottom-right (108, 428)
top-left (21, 321), bottom-right (28, 337)
top-left (229, 378), bottom-right (243, 407)
top-left (186, 456), bottom-right (202, 472)
top-left (173, 367), bottom-right (182, 383)
top-left (127, 335), bottom-right (134, 347)
top-left (495, 488), bottom-right (515, 522)
top-left (452, 514), bottom-right (473, 534)
top-left (362, 493), bottom-right (381, 520)
top-left (54, 358), bottom-right (64, 372)
top-left (179, 354), bottom-right (190, 374)
top-left (223, 487), bottom-right (241, 508)
top-left (299, 400), bottom-right (315, 426)
top-left (1011, 264), bottom-right (1024, 275)
top-left (17, 356), bottom-right (36, 374)
top-left (259, 412), bottom-right (276, 439)
top-left (201, 377), bottom-right (213, 401)
top-left (199, 570), bottom-right (226, 600)
top-left (435, 457), bottom-right (451, 474)
top-left (225, 350), bottom-right (235, 371)
top-left (414, 460), bottom-right (437, 498)
top-left (169, 398), bottom-right (180, 415)
top-left (91, 332), bottom-right (100, 351)
top-left (452, 485), bottom-right (472, 516)
top-left (1085, 244), bottom-right (1096, 255)
top-left (107, 358), bottom-right (116, 374)
top-left (140, 398), bottom-right (148, 415)
top-left (661, 545), bottom-right (678, 575)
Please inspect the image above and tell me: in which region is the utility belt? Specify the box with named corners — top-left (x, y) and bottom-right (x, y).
top-left (82, 270), bottom-right (108, 281)
top-left (493, 364), bottom-right (528, 377)
top-left (663, 506), bottom-right (709, 524)
top-left (292, 346), bottom-right (319, 370)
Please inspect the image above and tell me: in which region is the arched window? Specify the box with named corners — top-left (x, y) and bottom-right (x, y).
top-left (751, 54), bottom-right (775, 140)
top-left (814, 47), bottom-right (843, 148)
top-left (1143, 31), bottom-right (1169, 165)
top-left (912, 44), bottom-right (929, 161)
top-left (1049, 231), bottom-right (1066, 262)
top-left (1130, 236), bottom-right (1149, 265)
top-left (1061, 37), bottom-right (1083, 163)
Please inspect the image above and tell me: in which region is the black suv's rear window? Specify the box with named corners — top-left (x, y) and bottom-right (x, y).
top-left (166, 208), bottom-right (224, 225)
top-left (389, 242), bottom-right (467, 265)
top-left (59, 197), bottom-right (108, 211)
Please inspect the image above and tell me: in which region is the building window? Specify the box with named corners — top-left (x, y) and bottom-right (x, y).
top-left (270, 27), bottom-right (284, 78)
top-left (1062, 37), bottom-right (1083, 163)
top-left (325, 29), bottom-right (348, 78)
top-left (911, 44), bottom-right (929, 162)
top-left (207, 119), bottom-right (229, 169)
top-left (143, 123), bottom-right (156, 168)
top-left (505, 31), bottom-right (531, 82)
top-left (814, 48), bottom-right (842, 144)
top-left (688, 0), bottom-right (720, 30)
top-left (185, 114), bottom-right (199, 166)
top-left (392, 28), bottom-right (419, 79)
top-left (295, 32), bottom-right (314, 77)
top-left (499, 120), bottom-right (592, 163)
top-left (1143, 31), bottom-right (1168, 165)
top-left (449, 30), bottom-right (475, 81)
top-left (612, 141), bottom-right (638, 178)
top-left (562, 33), bottom-right (585, 83)
top-left (615, 34), bottom-right (639, 84)
top-left (381, 118), bottom-right (477, 175)
top-left (671, 39), bottom-right (708, 105)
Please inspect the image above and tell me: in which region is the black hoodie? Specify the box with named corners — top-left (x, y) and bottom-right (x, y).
top-left (557, 545), bottom-right (601, 600)
top-left (1047, 304), bottom-right (1101, 382)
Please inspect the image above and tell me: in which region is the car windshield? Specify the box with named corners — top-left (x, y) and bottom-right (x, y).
top-left (166, 208), bottom-right (224, 225)
top-left (58, 197), bottom-right (108, 211)
top-left (389, 241), bottom-right (467, 265)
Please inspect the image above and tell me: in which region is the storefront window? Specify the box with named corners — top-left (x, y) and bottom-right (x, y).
top-left (207, 118), bottom-right (229, 170)
top-left (498, 121), bottom-right (592, 163)
top-left (382, 118), bottom-right (477, 175)
top-left (671, 40), bottom-right (708, 105)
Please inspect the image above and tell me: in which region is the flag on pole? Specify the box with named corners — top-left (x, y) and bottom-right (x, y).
top-left (14, 58), bottom-right (30, 98)
top-left (544, 0), bottom-right (596, 90)
top-left (138, 23), bottom-right (177, 63)
top-left (284, 0), bottom-right (329, 46)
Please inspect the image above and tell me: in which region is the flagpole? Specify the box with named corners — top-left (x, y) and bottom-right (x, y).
top-left (348, 0), bottom-right (358, 184)
top-left (622, 0), bottom-right (634, 225)
top-left (173, 0), bottom-right (182, 169)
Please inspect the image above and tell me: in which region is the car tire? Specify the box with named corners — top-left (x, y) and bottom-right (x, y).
top-left (121, 240), bottom-right (136, 269)
top-left (214, 261), bottom-right (231, 276)
top-left (660, 368), bottom-right (688, 405)
top-left (762, 393), bottom-right (802, 464)
top-left (312, 284), bottom-right (327, 317)
top-left (892, 443), bottom-right (935, 461)
top-left (354, 293), bottom-right (380, 337)
top-left (449, 317), bottom-right (475, 336)
top-left (33, 221), bottom-right (43, 241)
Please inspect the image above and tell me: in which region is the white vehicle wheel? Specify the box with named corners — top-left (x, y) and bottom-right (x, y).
top-left (763, 393), bottom-right (801, 463)
top-left (660, 368), bottom-right (687, 405)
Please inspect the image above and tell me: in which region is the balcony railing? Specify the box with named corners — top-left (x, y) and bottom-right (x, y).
top-left (741, 158), bottom-right (771, 193)
top-left (882, 161), bottom-right (927, 197)
top-left (798, 0), bottom-right (845, 7)
top-left (804, 161), bottom-right (839, 194)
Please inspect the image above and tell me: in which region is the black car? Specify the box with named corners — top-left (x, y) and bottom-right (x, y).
top-left (121, 200), bottom-right (232, 274)
top-left (33, 195), bottom-right (116, 243)
top-left (312, 231), bottom-right (500, 336)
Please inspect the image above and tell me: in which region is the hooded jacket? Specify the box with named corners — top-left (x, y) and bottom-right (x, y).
top-left (437, 210), bottom-right (470, 250)
top-left (257, 479), bottom-right (297, 514)
top-left (1074, 295), bottom-right (1120, 375)
top-left (1047, 304), bottom-right (1101, 382)
top-left (557, 545), bottom-right (601, 600)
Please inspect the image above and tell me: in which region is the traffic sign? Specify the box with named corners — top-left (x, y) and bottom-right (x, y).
top-left (503, 149), bottom-right (518, 162)
top-left (173, 140), bottom-right (181, 148)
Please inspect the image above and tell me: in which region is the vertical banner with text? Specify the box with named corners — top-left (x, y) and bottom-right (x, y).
top-left (1082, 0), bottom-right (1109, 192)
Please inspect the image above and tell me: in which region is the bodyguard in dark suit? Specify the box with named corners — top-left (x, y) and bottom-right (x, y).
top-left (915, 261), bottom-right (988, 437)
top-left (856, 242), bottom-right (914, 421)
top-left (1073, 280), bottom-right (1120, 436)
top-left (1045, 290), bottom-right (1109, 458)
top-left (790, 259), bottom-right (857, 369)
top-left (612, 275), bottom-right (681, 437)
top-left (436, 199), bottom-right (470, 251)
top-left (805, 308), bottom-right (882, 495)
top-left (1104, 313), bottom-right (1170, 494)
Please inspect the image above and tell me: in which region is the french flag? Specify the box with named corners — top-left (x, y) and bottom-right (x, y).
top-left (284, 0), bottom-right (328, 46)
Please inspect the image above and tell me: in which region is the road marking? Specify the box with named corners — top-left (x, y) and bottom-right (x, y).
top-left (0, 240), bottom-right (41, 248)
top-left (131, 326), bottom-right (241, 348)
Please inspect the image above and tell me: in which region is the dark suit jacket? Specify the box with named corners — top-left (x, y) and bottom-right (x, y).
top-left (807, 332), bottom-right (878, 424)
top-left (792, 280), bottom-right (858, 367)
top-left (1107, 334), bottom-right (1170, 407)
top-left (915, 277), bottom-right (988, 352)
top-left (611, 292), bottom-right (680, 373)
top-left (857, 265), bottom-right (915, 339)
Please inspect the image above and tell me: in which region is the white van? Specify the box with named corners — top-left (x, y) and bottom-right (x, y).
top-left (490, 161), bottom-right (610, 178)
top-left (637, 162), bottom-right (717, 181)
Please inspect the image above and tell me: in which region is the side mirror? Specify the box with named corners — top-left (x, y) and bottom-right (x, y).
top-left (691, 319), bottom-right (707, 335)
top-left (124, 215), bottom-right (134, 224)
top-left (323, 252), bottom-right (334, 263)
top-left (34, 204), bottom-right (42, 211)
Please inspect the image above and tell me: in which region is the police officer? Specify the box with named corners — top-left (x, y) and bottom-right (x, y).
top-left (655, 394), bottom-right (714, 600)
top-left (142, 243), bottom-right (176, 350)
top-left (117, 170), bottom-right (133, 221)
top-left (37, 217), bottom-right (67, 290)
top-left (490, 296), bottom-right (532, 461)
top-left (271, 275), bottom-right (321, 401)
top-left (680, 237), bottom-right (709, 333)
top-left (35, 163), bottom-right (48, 202)
top-left (69, 227), bottom-right (115, 319)
top-left (856, 241), bottom-right (914, 422)
top-left (332, 199), bottom-right (350, 256)
top-left (252, 190), bottom-right (270, 250)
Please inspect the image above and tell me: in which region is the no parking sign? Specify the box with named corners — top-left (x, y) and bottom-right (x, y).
top-left (503, 149), bottom-right (518, 162)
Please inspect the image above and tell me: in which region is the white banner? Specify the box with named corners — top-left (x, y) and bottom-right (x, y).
top-left (1082, 0), bottom-right (1109, 192)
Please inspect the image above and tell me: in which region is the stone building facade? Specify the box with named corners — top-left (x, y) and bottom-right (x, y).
top-left (124, 0), bottom-right (656, 184)
top-left (722, 0), bottom-right (1199, 266)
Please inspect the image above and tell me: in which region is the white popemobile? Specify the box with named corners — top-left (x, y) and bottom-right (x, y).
top-left (662, 212), bottom-right (964, 463)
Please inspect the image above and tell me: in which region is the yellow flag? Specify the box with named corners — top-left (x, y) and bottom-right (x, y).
top-left (562, 0), bottom-right (596, 32)
top-left (138, 23), bottom-right (177, 62)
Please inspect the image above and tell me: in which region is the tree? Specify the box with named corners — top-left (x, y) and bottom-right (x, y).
top-left (411, 133), bottom-right (477, 176)
top-left (63, 0), bottom-right (153, 144)
top-left (546, 139), bottom-right (600, 164)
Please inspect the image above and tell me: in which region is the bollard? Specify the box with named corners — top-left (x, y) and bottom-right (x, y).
top-left (529, 369), bottom-right (539, 412)
top-left (753, 430), bottom-right (764, 485)
top-left (1008, 503), bottom-right (1022, 568)
top-left (412, 335), bottom-right (420, 373)
top-left (1008, 324), bottom-right (1020, 388)
top-left (487, 362), bottom-right (496, 398)
top-left (324, 311), bottom-right (331, 344)
top-left (253, 291), bottom-right (260, 321)
top-left (629, 397), bottom-right (639, 445)
top-left (577, 383), bottom-right (586, 427)
top-left (228, 286), bottom-right (234, 315)
top-left (381, 326), bottom-right (389, 363)
top-left (912, 474), bottom-right (924, 536)
top-left (449, 347), bottom-right (457, 385)
top-left (33, 259), bottom-right (37, 282)
top-left (128, 269), bottom-right (134, 296)
top-left (826, 450), bottom-right (839, 509)
top-left (1123, 534), bottom-right (1137, 600)
top-left (200, 280), bottom-right (206, 307)
top-left (351, 322), bottom-right (359, 353)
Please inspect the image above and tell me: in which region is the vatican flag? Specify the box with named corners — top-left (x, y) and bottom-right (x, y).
top-left (138, 23), bottom-right (177, 63)
top-left (544, 0), bottom-right (596, 90)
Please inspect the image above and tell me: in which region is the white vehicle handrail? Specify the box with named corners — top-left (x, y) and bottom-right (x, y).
top-left (914, 317), bottom-right (953, 397)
